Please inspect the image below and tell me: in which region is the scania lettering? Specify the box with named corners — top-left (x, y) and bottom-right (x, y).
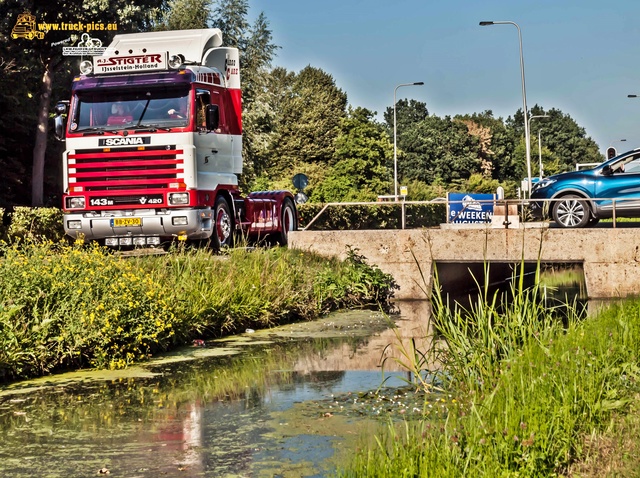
top-left (54, 29), bottom-right (298, 249)
top-left (99, 137), bottom-right (150, 146)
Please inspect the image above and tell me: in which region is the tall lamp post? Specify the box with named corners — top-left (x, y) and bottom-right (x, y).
top-left (480, 20), bottom-right (533, 195)
top-left (528, 114), bottom-right (549, 179)
top-left (537, 129), bottom-right (544, 179)
top-left (393, 82), bottom-right (424, 200)
top-left (609, 138), bottom-right (627, 149)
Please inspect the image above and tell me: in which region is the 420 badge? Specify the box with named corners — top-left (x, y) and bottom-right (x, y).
top-left (89, 195), bottom-right (163, 206)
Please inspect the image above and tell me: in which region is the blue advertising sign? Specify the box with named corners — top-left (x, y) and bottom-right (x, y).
top-left (447, 192), bottom-right (495, 224)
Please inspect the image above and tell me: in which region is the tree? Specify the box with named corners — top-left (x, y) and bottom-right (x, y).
top-left (398, 115), bottom-right (482, 185)
top-left (508, 105), bottom-right (602, 174)
top-left (210, 0), bottom-right (248, 50)
top-left (157, 0), bottom-right (210, 30)
top-left (0, 0), bottom-right (166, 206)
top-left (383, 98), bottom-right (429, 132)
top-left (267, 66), bottom-right (347, 178)
top-left (312, 107), bottom-right (393, 202)
top-left (455, 111), bottom-right (518, 181)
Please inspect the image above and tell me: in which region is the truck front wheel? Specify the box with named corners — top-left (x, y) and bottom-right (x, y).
top-left (278, 198), bottom-right (297, 246)
top-left (212, 197), bottom-right (233, 250)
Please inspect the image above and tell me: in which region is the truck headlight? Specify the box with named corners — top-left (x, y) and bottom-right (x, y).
top-left (66, 196), bottom-right (85, 209)
top-left (172, 216), bottom-right (188, 226)
top-left (169, 192), bottom-right (189, 205)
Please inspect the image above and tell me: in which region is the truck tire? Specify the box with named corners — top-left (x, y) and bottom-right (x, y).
top-left (552, 194), bottom-right (590, 228)
top-left (277, 198), bottom-right (297, 246)
top-left (212, 197), bottom-right (233, 250)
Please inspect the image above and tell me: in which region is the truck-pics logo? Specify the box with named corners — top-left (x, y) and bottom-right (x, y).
top-left (99, 137), bottom-right (151, 146)
top-left (10, 11), bottom-right (117, 42)
top-left (11, 12), bottom-right (44, 40)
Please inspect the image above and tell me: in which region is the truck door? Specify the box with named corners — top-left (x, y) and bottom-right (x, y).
top-left (193, 88), bottom-right (235, 183)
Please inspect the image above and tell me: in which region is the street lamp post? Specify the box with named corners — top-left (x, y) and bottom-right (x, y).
top-left (480, 20), bottom-right (533, 195)
top-left (393, 82), bottom-right (424, 200)
top-left (528, 114), bottom-right (549, 179)
top-left (609, 138), bottom-right (627, 148)
top-left (537, 129), bottom-right (544, 179)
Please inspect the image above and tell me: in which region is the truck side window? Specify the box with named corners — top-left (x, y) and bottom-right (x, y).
top-left (196, 90), bottom-right (210, 130)
top-left (210, 91), bottom-right (224, 132)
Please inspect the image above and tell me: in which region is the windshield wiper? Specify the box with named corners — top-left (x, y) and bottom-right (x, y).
top-left (80, 126), bottom-right (131, 136)
top-left (125, 124), bottom-right (171, 132)
top-left (78, 127), bottom-right (107, 136)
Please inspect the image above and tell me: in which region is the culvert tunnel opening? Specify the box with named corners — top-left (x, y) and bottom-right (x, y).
top-left (433, 261), bottom-right (586, 312)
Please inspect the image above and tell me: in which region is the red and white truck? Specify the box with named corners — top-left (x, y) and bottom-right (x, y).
top-left (54, 28), bottom-right (297, 249)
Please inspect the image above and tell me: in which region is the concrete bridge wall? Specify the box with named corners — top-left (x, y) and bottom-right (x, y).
top-left (289, 228), bottom-right (640, 299)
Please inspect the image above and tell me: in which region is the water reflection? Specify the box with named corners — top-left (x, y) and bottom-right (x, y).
top-left (0, 306), bottom-right (431, 477)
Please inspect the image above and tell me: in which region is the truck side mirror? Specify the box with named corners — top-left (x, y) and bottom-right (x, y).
top-left (53, 102), bottom-right (68, 141)
top-left (206, 104), bottom-right (219, 131)
top-left (54, 116), bottom-right (65, 141)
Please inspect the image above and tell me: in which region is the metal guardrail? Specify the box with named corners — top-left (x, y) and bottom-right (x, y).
top-left (301, 196), bottom-right (632, 230)
top-left (301, 199), bottom-right (445, 231)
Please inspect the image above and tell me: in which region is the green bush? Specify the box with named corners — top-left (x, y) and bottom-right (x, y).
top-left (0, 242), bottom-right (395, 383)
top-left (7, 207), bottom-right (65, 242)
top-left (0, 208), bottom-right (6, 241)
top-left (297, 202), bottom-right (446, 230)
top-left (0, 241), bottom-right (179, 380)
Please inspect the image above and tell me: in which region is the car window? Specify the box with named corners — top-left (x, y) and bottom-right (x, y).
top-left (623, 157), bottom-right (640, 173)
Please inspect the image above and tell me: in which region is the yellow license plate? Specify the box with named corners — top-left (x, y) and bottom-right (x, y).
top-left (111, 217), bottom-right (142, 227)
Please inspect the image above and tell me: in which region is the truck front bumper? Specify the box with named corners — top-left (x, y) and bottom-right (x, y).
top-left (63, 208), bottom-right (214, 245)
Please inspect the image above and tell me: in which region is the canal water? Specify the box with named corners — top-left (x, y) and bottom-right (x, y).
top-left (0, 265), bottom-right (589, 477)
top-left (0, 302), bottom-right (434, 478)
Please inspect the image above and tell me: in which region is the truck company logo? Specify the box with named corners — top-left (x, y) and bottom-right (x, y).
top-left (62, 33), bottom-right (106, 56)
top-left (94, 53), bottom-right (167, 74)
top-left (99, 137), bottom-right (151, 146)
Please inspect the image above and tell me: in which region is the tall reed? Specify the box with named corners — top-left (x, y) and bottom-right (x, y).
top-left (341, 260), bottom-right (640, 477)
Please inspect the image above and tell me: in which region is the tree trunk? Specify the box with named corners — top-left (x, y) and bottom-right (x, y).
top-left (31, 57), bottom-right (54, 207)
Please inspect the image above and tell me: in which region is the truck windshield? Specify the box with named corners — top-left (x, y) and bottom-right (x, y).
top-left (71, 87), bottom-right (190, 132)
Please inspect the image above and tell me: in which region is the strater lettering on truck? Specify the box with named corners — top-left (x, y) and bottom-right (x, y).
top-left (94, 53), bottom-right (166, 74)
top-left (99, 137), bottom-right (151, 146)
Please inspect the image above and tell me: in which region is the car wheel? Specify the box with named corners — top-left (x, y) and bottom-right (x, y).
top-left (552, 195), bottom-right (590, 228)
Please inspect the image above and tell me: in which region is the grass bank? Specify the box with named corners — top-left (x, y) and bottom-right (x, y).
top-left (0, 241), bottom-right (395, 383)
top-left (341, 267), bottom-right (640, 477)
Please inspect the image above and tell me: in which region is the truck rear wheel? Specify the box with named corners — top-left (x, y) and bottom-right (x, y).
top-left (212, 197), bottom-right (233, 250)
top-left (278, 198), bottom-right (297, 246)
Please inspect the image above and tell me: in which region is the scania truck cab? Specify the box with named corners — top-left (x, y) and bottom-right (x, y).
top-left (55, 29), bottom-right (297, 249)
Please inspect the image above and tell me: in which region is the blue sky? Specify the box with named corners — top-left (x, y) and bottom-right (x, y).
top-left (249, 0), bottom-right (640, 156)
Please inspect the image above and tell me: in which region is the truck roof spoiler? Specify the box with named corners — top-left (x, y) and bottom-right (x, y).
top-left (104, 28), bottom-right (224, 65)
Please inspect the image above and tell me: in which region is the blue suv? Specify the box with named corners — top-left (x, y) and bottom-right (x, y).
top-left (530, 148), bottom-right (640, 227)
